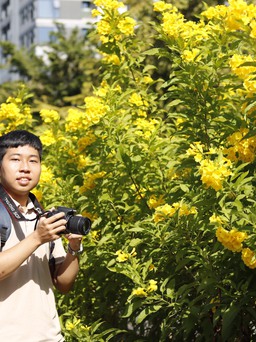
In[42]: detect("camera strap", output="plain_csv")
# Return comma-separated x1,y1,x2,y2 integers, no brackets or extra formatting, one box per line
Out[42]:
0,184,44,222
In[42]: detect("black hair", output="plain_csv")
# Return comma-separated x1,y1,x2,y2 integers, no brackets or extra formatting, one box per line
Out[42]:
0,130,42,163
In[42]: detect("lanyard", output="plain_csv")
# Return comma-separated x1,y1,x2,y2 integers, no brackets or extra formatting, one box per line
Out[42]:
0,184,44,221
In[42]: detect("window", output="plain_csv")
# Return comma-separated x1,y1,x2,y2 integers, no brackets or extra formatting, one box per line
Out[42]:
1,0,10,20
36,27,54,43
1,23,10,41
82,1,92,9
37,0,55,18
20,3,34,25
20,28,35,47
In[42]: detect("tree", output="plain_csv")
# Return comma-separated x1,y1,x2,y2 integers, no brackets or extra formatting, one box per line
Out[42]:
0,23,100,107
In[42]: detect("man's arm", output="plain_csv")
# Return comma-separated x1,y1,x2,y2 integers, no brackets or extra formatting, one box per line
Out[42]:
0,212,67,281
53,235,82,294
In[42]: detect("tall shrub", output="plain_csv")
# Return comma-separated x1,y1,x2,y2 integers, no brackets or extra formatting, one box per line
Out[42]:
1,0,256,340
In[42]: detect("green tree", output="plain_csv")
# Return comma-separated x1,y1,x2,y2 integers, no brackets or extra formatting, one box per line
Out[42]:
0,23,99,107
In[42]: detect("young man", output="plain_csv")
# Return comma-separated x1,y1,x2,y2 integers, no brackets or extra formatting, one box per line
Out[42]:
0,130,83,341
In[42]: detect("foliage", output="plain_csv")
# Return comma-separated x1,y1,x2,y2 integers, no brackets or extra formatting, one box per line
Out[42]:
1,0,256,340
0,24,99,107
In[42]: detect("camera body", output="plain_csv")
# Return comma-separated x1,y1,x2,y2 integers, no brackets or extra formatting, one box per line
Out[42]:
46,206,91,236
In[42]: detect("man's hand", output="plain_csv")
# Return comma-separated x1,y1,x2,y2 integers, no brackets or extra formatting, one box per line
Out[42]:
35,212,67,244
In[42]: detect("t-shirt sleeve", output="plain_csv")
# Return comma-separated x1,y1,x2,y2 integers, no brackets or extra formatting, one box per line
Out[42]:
52,238,66,265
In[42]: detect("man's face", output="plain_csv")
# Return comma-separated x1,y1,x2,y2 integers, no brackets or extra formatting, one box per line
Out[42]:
0,145,41,205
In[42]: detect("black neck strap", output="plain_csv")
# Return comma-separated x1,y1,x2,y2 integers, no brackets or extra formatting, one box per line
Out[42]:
0,184,44,221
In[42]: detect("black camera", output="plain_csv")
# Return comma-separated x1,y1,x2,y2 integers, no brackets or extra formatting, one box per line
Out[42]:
46,206,91,236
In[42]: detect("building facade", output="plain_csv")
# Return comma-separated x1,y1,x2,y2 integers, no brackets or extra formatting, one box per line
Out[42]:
0,0,95,82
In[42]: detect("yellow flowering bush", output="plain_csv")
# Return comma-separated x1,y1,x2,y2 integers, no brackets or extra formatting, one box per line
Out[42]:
2,0,256,340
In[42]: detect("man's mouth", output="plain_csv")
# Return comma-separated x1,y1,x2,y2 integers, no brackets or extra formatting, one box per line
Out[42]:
17,177,31,185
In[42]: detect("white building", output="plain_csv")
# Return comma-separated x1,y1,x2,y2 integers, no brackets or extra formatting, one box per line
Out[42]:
0,0,95,82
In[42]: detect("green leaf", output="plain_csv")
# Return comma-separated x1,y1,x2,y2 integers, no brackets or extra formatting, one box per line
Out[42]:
221,303,241,341
122,299,144,318
136,304,162,324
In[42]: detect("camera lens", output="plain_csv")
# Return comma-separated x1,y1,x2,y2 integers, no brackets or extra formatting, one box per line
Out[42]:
66,216,91,235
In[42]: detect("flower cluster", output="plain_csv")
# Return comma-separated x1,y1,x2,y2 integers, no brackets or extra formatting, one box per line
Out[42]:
229,54,256,95
201,0,256,33
115,248,137,262
224,128,256,163
77,133,96,152
198,157,233,191
241,248,256,269
216,227,247,253
0,96,32,132
153,202,197,223
79,171,106,193
65,96,109,132
93,0,136,44
187,143,233,191
40,129,56,147
147,195,165,209
131,279,158,298
154,1,209,47
134,118,159,140
94,80,122,98
40,109,60,124
216,227,256,269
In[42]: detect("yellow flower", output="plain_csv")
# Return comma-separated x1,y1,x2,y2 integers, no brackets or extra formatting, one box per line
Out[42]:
65,317,81,331
0,102,20,120
91,9,101,17
153,1,174,13
65,108,84,132
153,202,196,222
143,76,154,84
129,93,144,107
201,5,227,20
198,157,232,191
186,142,204,162
40,129,56,147
242,248,256,269
84,96,109,124
115,250,129,262
132,287,147,297
209,214,223,225
79,171,106,192
148,195,165,209
40,109,60,123
97,20,111,35
102,54,121,65
39,164,55,184
147,279,158,293
224,128,256,163
117,17,136,36
181,48,201,63
115,248,137,262
250,20,256,38
78,134,96,151
134,118,158,140
161,11,184,38
94,0,124,11
91,230,100,241
77,155,92,170
216,227,247,252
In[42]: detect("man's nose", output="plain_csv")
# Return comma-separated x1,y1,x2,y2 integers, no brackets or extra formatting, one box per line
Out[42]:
20,160,30,171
